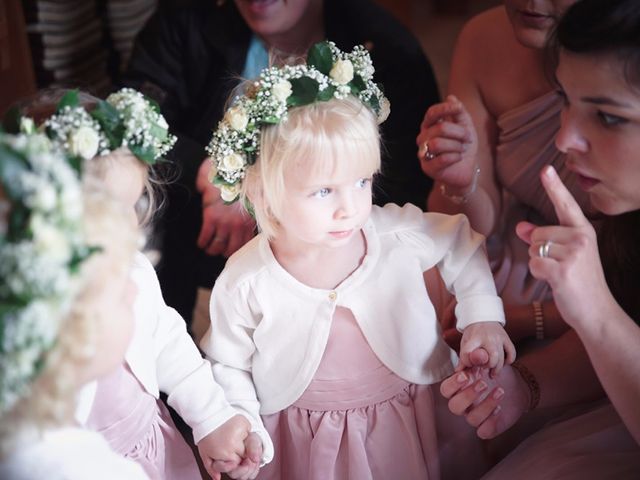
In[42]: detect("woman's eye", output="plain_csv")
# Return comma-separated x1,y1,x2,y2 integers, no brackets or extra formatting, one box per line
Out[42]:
597,111,627,127
313,188,331,198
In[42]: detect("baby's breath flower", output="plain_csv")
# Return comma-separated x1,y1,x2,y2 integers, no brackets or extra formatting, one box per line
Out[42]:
206,41,389,203
0,132,89,414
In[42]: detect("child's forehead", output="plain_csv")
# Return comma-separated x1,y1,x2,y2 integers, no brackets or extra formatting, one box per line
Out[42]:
288,154,375,185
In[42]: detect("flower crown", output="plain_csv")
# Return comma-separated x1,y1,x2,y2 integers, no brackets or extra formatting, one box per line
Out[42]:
0,132,96,414
43,88,176,164
206,41,390,203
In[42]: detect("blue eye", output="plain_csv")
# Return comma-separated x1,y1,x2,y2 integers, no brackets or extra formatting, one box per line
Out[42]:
313,187,331,198
597,111,627,127
356,178,371,188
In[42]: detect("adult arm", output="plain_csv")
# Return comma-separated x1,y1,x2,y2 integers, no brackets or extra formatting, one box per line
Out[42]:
419,13,502,235
518,166,640,443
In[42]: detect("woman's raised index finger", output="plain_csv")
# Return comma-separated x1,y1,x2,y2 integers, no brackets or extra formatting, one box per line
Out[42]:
540,165,589,227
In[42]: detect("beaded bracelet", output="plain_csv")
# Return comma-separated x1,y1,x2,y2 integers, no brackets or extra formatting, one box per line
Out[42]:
532,300,545,340
511,360,540,411
439,166,481,204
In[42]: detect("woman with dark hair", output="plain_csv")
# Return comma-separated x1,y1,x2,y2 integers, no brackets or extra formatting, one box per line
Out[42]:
442,0,640,476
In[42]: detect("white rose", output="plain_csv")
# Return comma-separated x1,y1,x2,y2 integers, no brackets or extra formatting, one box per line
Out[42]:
221,152,245,172
224,106,249,131
19,117,35,134
59,187,82,221
330,59,354,85
33,183,57,211
272,80,292,102
220,183,241,202
377,97,391,124
68,126,100,160
32,221,70,261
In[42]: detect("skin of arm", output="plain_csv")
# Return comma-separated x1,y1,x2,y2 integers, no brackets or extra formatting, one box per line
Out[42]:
503,300,569,342
424,10,503,236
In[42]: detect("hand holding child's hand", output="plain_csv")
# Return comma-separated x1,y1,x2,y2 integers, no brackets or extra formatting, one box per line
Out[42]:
197,414,251,480
459,322,516,377
213,432,263,480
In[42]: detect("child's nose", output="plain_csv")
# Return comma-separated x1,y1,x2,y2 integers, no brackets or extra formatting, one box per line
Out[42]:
335,192,357,218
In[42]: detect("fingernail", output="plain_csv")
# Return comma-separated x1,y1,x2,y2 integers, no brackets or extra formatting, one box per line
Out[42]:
492,405,502,416
457,372,468,383
493,388,505,400
474,381,487,392
544,166,555,178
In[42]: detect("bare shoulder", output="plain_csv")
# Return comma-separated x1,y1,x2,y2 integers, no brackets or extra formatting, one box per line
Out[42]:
454,7,516,65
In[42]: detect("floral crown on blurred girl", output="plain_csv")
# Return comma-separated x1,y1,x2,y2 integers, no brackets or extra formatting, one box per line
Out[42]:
206,41,390,203
0,132,95,414
34,88,176,164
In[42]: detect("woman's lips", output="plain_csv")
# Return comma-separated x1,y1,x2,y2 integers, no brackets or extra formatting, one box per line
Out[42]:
517,10,554,29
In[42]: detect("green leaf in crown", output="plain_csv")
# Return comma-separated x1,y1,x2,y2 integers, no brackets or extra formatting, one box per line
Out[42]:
307,42,334,75
287,77,320,107
56,90,80,111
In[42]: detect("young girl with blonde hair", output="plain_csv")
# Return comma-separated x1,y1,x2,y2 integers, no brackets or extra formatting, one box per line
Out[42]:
0,130,144,479
25,88,255,479
201,42,515,480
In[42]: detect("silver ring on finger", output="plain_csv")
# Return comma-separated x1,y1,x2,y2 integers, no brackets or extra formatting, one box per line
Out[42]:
538,240,552,259
424,141,436,161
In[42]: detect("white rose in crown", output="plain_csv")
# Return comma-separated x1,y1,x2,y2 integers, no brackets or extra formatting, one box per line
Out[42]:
225,106,249,131
68,126,100,160
378,97,391,124
31,183,57,211
19,117,35,134
220,182,241,202
32,220,71,261
221,152,245,172
272,80,293,102
330,59,354,85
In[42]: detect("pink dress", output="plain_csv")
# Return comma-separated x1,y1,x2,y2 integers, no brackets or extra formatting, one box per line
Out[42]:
86,363,201,480
258,307,488,480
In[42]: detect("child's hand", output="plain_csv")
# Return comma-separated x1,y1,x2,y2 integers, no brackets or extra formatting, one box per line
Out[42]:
212,432,263,480
197,414,251,479
459,322,516,377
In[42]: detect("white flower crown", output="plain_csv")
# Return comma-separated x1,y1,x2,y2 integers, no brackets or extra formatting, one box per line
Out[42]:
43,88,176,164
0,132,94,414
206,41,390,203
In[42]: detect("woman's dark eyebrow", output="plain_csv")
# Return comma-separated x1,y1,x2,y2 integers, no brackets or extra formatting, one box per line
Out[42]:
582,96,632,108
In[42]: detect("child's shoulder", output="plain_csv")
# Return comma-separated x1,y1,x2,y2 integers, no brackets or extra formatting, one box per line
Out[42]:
371,203,460,232
214,235,268,292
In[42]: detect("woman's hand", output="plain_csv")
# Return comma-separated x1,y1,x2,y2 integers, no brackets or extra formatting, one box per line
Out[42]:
441,366,529,439
515,166,616,331
416,95,478,190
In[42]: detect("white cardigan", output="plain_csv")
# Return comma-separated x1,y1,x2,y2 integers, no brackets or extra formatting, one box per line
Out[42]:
201,204,505,448
80,253,238,445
